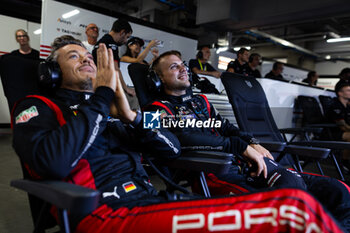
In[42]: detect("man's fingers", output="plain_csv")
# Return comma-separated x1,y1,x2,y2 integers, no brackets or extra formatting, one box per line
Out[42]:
108,48,114,68
97,45,102,69
97,43,108,68
263,160,268,178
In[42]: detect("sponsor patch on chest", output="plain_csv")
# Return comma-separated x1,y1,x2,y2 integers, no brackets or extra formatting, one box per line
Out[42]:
16,106,39,124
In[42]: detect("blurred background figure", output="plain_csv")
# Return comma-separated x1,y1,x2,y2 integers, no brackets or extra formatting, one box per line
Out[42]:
82,23,99,53
246,53,262,78
226,48,249,74
336,68,350,86
189,45,221,78
302,71,318,86
265,62,285,81
121,37,159,65
11,29,39,60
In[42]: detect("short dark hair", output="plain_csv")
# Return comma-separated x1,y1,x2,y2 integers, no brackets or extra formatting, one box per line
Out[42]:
335,82,350,96
152,50,182,76
47,35,85,62
237,48,249,56
273,61,283,70
111,19,133,34
339,68,350,77
249,53,260,62
307,71,316,79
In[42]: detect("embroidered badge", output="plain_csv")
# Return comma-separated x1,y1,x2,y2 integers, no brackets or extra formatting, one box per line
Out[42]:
122,181,137,193
16,106,39,124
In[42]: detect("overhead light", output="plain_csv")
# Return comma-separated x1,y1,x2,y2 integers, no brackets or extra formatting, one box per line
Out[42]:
62,9,80,19
325,55,331,60
327,37,350,43
216,47,228,54
233,47,240,51
245,46,251,50
33,29,41,35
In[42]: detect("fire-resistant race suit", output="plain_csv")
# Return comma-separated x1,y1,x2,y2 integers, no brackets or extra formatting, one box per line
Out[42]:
11,87,345,233
146,92,350,231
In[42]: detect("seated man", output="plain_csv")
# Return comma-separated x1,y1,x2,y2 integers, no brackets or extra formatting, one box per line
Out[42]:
246,53,262,78
265,62,286,81
145,51,350,231
329,82,350,170
226,48,249,74
11,36,344,233
189,45,221,78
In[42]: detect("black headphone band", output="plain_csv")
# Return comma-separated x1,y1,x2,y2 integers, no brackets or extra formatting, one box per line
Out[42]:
38,61,62,89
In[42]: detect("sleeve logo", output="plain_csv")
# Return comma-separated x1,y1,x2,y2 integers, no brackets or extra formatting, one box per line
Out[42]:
15,106,39,124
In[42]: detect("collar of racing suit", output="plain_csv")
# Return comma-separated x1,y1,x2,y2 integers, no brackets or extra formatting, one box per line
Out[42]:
54,88,93,106
162,92,193,105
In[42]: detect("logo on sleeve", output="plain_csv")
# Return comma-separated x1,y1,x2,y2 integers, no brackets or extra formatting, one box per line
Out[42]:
143,110,161,129
122,181,137,193
15,106,39,124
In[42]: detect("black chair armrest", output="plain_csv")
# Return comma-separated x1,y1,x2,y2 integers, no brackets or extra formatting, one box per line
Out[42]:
283,145,330,159
304,123,338,128
166,156,232,175
181,150,233,159
259,141,286,152
290,140,350,150
279,127,323,134
10,179,100,216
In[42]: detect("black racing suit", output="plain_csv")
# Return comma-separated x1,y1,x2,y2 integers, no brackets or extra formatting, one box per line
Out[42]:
146,92,350,230
12,87,181,224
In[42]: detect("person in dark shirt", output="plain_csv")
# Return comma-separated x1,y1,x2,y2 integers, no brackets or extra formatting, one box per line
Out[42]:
189,45,221,78
334,68,350,89
265,62,285,81
329,82,350,170
92,19,137,104
245,53,262,78
10,35,345,233
302,71,318,86
145,51,350,231
11,29,39,60
226,48,249,74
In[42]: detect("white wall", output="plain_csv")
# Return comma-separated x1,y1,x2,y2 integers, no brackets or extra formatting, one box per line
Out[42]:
0,15,40,54
315,60,350,76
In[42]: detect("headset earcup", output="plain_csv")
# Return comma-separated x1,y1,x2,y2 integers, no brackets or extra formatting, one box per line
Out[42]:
38,61,62,89
146,70,162,92
197,51,203,59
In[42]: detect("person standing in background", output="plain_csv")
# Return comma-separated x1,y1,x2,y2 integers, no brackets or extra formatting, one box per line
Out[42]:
82,23,99,53
121,37,159,65
92,19,138,109
11,29,39,60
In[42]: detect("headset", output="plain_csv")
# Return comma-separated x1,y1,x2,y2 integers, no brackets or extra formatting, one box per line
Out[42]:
196,50,203,59
147,62,192,93
38,60,62,89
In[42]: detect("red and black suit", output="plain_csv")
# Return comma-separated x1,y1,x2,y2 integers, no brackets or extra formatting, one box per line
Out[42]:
11,87,345,233
146,92,350,231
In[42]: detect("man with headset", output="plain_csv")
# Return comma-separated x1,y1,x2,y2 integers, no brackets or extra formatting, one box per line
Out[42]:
189,45,221,78
245,53,262,78
10,35,344,232
145,50,350,231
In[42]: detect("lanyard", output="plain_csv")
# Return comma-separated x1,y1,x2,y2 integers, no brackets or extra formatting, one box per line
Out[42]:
198,59,207,71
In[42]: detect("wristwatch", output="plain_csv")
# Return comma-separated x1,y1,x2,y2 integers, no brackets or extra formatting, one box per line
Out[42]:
249,137,260,145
